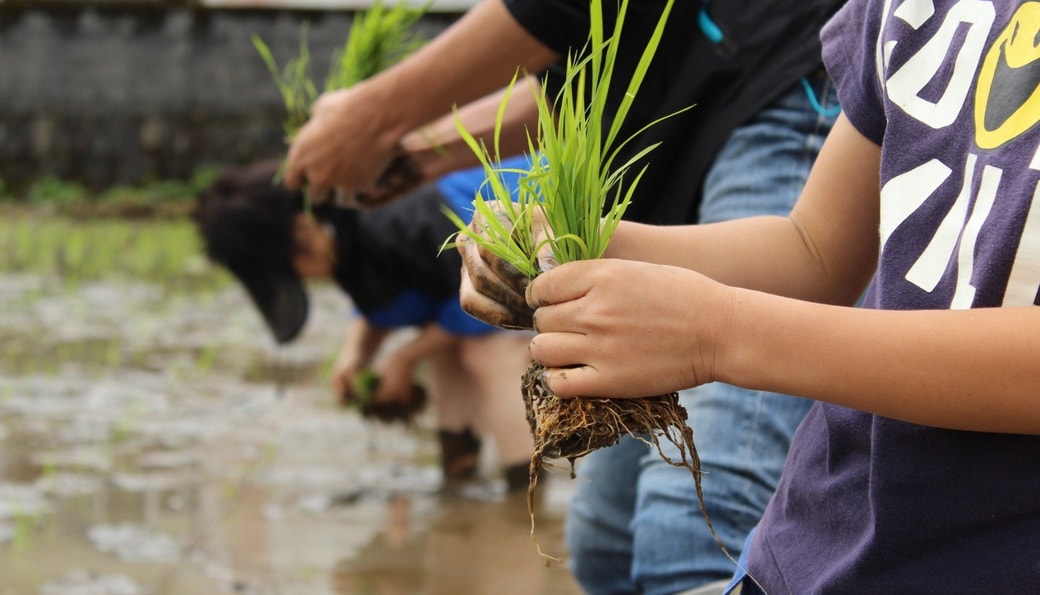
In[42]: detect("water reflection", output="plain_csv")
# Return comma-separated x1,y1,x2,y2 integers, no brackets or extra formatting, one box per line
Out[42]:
0,267,581,594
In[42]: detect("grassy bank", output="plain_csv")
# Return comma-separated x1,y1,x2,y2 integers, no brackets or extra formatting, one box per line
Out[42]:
0,211,230,292
0,167,218,219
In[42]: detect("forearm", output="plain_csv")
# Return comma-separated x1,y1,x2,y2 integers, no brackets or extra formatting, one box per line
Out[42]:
390,323,461,367
345,316,391,364
362,0,558,150
605,116,880,306
722,291,1040,434
604,217,870,306
399,76,543,182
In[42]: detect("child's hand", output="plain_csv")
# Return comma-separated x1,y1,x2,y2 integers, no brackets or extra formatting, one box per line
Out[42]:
372,352,418,406
331,351,364,406
525,259,731,399
457,205,555,330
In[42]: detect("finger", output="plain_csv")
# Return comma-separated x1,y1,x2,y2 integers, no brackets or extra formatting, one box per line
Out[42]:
458,238,533,321
481,242,531,296
283,152,303,190
528,329,590,370
526,260,597,308
459,268,533,329
473,209,531,293
540,364,600,399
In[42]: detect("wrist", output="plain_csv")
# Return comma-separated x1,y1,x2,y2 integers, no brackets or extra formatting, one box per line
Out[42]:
709,284,752,388
355,75,421,153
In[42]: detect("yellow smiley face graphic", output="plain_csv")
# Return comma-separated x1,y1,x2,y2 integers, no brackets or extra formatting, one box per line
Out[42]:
975,2,1040,150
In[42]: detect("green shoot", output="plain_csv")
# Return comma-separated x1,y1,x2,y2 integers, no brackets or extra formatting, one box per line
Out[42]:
253,1,429,144
325,0,429,91
253,25,318,142
441,74,543,278
447,0,684,275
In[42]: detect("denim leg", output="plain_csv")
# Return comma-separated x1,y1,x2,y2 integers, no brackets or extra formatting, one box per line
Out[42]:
632,387,814,593
564,76,839,595
631,76,839,595
565,435,648,594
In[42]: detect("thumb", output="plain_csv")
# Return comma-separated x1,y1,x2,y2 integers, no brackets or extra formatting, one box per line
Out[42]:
525,260,597,309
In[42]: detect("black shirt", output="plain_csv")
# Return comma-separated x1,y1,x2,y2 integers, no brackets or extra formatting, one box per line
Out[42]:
505,0,846,224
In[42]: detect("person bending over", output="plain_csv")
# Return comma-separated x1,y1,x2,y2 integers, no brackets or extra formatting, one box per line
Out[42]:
193,158,535,491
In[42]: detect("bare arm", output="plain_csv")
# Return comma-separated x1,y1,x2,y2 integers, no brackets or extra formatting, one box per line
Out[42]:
373,323,460,403
604,115,880,307
284,0,559,196
399,76,543,184
330,316,391,399
519,116,1040,434
722,293,1040,434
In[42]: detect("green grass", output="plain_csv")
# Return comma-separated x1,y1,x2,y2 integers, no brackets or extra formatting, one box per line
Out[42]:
325,0,428,91
0,167,220,212
445,0,685,277
253,0,429,143
0,215,230,290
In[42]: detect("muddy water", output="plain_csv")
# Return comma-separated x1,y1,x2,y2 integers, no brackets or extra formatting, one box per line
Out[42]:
0,266,583,594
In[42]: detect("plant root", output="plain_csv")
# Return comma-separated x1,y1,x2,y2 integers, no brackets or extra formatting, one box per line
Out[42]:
521,360,728,564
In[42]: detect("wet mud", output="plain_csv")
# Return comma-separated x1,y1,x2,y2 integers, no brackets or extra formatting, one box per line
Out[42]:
0,258,581,594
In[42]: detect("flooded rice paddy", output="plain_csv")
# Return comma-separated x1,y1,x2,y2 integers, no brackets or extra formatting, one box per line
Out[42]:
0,213,582,595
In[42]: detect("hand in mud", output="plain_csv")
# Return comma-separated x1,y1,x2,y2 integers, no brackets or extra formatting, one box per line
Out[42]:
525,259,732,399
351,153,424,207
372,351,417,407
457,205,555,330
284,85,400,199
330,351,364,407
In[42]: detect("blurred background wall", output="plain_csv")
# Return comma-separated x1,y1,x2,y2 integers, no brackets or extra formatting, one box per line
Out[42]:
0,0,468,194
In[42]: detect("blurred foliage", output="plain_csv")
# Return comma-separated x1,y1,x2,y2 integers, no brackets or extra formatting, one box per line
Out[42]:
0,166,221,218
27,177,90,205
253,0,429,142
0,214,230,290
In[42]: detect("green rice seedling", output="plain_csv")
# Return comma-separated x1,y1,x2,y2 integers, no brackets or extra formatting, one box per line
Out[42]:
253,24,318,142
446,0,690,274
254,1,429,144
440,74,543,277
445,0,730,566
27,177,89,206
325,0,428,92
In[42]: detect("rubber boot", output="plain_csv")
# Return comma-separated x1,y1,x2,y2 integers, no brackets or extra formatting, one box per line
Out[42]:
503,462,532,492
438,427,481,483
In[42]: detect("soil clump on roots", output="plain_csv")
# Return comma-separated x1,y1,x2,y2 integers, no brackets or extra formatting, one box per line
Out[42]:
521,361,724,562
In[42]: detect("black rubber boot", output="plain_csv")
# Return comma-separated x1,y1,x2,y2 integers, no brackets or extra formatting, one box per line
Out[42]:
503,463,532,492
438,427,481,482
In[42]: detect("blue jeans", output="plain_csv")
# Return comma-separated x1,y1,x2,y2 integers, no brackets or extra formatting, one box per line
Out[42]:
564,75,839,595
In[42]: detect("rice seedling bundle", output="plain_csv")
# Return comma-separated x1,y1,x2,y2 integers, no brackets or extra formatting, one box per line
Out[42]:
252,1,429,202
447,0,729,563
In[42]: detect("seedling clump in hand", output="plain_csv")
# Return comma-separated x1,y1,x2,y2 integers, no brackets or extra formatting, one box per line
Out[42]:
447,0,727,564
252,0,429,204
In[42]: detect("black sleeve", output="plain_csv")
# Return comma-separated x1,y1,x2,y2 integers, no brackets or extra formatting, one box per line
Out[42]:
502,0,593,55
503,0,671,56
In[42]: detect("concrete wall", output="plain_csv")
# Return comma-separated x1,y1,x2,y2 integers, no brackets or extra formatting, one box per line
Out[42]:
0,2,459,194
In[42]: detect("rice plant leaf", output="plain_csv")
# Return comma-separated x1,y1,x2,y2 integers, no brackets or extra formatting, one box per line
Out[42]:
448,0,684,275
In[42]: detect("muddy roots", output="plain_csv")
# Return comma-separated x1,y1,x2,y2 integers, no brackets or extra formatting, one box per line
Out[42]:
521,360,726,563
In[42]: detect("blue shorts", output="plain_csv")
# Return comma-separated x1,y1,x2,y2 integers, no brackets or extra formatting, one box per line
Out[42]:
361,289,497,337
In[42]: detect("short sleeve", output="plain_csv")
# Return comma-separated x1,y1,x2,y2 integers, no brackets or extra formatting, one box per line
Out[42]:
821,0,888,145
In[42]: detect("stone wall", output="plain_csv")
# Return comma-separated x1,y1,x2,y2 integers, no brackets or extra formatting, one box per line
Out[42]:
0,2,458,194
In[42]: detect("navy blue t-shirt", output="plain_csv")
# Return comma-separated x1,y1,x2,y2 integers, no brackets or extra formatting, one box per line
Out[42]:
744,0,1040,591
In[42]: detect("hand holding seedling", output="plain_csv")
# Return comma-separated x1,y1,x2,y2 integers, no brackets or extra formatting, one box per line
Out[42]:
284,85,404,200
457,203,556,330
524,258,728,400
370,349,421,406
